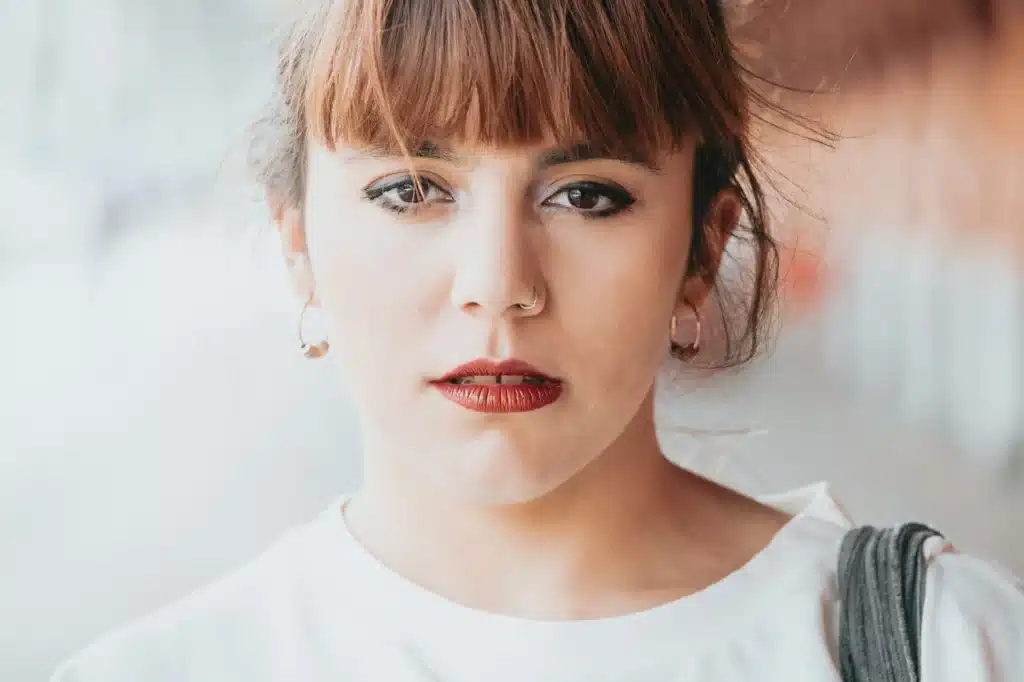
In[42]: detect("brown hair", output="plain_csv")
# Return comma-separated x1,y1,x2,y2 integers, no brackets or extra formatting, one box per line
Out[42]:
249,0,795,368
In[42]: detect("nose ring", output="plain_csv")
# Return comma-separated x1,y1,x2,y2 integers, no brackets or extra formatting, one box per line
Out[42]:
517,287,540,311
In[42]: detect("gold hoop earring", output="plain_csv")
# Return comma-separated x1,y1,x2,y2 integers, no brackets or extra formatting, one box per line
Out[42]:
298,297,329,359
670,301,702,361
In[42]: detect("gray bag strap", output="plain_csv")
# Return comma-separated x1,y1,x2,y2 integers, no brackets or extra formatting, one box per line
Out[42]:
837,523,942,682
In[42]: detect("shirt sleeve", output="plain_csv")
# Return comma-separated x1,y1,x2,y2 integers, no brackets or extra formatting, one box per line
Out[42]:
920,539,1024,682
47,630,183,682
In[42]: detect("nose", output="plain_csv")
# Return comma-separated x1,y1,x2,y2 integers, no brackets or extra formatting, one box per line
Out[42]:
449,189,544,319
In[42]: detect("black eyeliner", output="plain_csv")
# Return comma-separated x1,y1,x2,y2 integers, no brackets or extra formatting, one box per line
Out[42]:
362,177,413,201
363,174,454,216
576,181,636,208
547,180,637,219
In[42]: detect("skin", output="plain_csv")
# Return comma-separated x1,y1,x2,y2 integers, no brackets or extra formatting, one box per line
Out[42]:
271,137,791,620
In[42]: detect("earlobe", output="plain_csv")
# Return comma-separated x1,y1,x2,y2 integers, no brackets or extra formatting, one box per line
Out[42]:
702,188,743,278
268,194,317,303
709,188,742,244
271,197,307,257
681,188,742,310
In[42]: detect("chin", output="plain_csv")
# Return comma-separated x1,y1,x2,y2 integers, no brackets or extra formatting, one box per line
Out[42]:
432,436,587,506
443,479,566,507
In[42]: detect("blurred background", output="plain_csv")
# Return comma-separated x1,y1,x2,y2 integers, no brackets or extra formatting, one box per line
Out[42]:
3,1,1023,679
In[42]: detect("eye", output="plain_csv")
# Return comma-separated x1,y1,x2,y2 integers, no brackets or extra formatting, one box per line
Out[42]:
543,181,635,218
363,175,454,214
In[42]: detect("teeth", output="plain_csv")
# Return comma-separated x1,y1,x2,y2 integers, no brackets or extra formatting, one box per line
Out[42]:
450,375,548,385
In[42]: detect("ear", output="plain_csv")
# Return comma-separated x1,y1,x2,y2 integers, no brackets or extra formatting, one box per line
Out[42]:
268,190,317,305
680,187,743,309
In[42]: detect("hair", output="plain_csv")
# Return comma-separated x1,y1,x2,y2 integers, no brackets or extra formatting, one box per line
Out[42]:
248,0,805,369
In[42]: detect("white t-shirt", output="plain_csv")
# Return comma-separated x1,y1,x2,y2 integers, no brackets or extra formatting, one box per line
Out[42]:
51,484,1024,681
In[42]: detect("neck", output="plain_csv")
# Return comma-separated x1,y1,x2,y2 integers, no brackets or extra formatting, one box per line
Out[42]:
345,391,723,620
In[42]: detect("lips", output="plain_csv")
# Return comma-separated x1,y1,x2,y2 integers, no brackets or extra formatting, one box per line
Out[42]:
431,358,563,413
437,358,557,383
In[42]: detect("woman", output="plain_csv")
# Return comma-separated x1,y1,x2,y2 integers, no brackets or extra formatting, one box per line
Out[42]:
53,0,1023,680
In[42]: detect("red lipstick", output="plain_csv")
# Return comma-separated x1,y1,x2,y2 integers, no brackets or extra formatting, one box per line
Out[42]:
431,358,563,413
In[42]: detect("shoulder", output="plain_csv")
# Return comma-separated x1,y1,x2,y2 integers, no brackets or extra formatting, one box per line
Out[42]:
49,519,323,682
921,540,1024,681
760,483,1023,681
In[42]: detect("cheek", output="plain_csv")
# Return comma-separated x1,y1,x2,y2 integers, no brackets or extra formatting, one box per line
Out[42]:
554,209,692,387
302,179,441,376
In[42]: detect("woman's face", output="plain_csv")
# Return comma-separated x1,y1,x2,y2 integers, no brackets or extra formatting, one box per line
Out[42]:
280,138,726,504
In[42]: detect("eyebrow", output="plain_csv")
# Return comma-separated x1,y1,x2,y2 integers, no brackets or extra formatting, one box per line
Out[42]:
537,144,662,174
411,140,461,162
358,141,661,173
357,141,462,163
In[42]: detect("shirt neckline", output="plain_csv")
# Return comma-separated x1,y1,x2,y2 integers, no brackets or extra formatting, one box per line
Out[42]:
311,482,843,654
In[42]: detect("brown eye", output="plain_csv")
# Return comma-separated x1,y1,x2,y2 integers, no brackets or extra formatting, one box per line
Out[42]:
396,181,424,204
364,175,454,214
567,187,601,210
543,181,635,219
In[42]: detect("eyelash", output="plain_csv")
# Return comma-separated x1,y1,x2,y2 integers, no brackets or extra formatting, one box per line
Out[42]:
363,176,636,220
362,176,454,215
543,181,636,219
